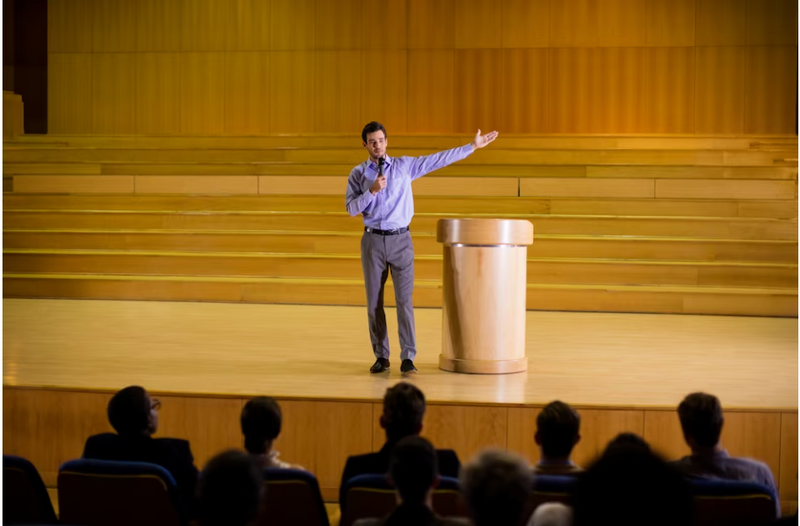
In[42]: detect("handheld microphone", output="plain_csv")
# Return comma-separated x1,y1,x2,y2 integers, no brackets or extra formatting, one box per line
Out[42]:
378,157,385,176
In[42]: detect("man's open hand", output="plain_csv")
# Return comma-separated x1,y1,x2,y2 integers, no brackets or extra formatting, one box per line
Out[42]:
472,129,499,150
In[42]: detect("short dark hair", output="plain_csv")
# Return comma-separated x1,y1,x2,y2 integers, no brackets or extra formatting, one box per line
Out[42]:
677,392,724,448
460,450,532,526
603,433,651,457
108,385,150,436
383,382,426,441
536,401,581,458
241,397,283,454
389,436,438,503
362,121,387,143
197,450,263,526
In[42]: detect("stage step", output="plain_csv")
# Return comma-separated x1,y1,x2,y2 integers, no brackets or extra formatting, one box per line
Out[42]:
4,272,796,317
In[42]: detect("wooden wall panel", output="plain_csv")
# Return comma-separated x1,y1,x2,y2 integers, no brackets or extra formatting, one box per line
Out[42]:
225,52,270,135
501,49,548,133
413,177,519,196
645,47,695,133
780,413,798,505
423,405,508,465
361,50,408,133
643,410,690,460
597,0,647,47
156,395,243,470
408,50,454,132
695,46,745,133
135,176,259,194
316,0,362,50
744,46,797,134
454,0,502,49
501,0,549,48
522,178,654,198
48,0,93,52
696,0,746,46
92,53,137,134
656,180,795,200
313,401,374,489
181,52,226,135
136,0,183,52
646,0,695,46
549,0,596,47
548,48,600,132
92,0,137,52
272,400,318,472
315,51,362,133
364,0,407,49
258,176,347,195
408,0,454,49
596,47,646,133
270,51,315,133
136,53,182,134
746,0,798,45
48,53,93,134
571,410,645,468
227,0,271,51
182,0,230,51
506,407,539,464
14,176,135,194
454,50,503,133
270,0,316,50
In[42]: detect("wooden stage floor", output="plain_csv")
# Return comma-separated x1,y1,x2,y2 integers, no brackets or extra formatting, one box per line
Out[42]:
3,298,797,411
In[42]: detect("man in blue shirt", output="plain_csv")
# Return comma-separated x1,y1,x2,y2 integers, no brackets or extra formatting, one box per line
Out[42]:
346,122,498,374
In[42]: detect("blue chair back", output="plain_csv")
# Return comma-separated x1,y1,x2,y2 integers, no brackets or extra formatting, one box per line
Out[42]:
340,474,464,526
58,458,186,526
520,474,580,524
257,468,329,526
688,478,778,526
3,455,58,524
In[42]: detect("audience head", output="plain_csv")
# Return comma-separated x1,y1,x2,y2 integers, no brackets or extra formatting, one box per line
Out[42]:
461,449,532,526
678,392,724,450
107,385,159,436
603,432,651,456
529,502,573,526
535,401,581,459
381,382,426,442
573,438,692,526
197,450,263,526
388,435,439,505
241,396,283,455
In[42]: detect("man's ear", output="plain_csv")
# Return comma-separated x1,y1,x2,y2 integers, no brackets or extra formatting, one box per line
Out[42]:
573,434,581,446
534,432,542,446
380,414,386,430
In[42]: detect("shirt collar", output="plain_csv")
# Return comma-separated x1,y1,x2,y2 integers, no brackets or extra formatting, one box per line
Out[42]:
367,155,393,171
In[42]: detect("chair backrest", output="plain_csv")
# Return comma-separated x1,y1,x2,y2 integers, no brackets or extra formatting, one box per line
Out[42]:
688,478,778,526
256,468,330,526
339,474,465,526
58,458,186,526
3,455,58,524
520,474,580,525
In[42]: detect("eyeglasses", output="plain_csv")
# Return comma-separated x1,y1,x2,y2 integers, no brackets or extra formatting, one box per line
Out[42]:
150,398,161,411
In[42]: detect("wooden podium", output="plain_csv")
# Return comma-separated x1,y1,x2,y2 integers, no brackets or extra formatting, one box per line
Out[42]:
436,219,534,374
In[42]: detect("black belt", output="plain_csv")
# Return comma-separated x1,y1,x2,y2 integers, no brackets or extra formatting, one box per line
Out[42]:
365,226,409,236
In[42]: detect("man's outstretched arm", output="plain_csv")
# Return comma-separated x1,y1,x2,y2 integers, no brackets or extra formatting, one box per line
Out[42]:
406,129,499,180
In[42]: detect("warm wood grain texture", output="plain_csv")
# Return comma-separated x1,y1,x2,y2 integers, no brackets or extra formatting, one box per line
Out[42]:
423,405,508,463
312,401,374,489
270,51,315,133
136,0,183,52
548,48,600,132
48,54,93,134
92,0,137,52
136,53,181,134
408,50,454,132
181,52,226,134
182,0,230,51
695,46,745,133
259,176,347,195
361,50,408,133
596,0,647,47
92,53,137,134
645,47,695,133
408,0,454,49
272,400,318,471
48,0,93,52
501,49,548,133
597,47,647,133
225,52,270,135
646,0,695,46
270,0,316,50
454,0,502,49
227,0,271,51
746,0,798,45
454,50,503,133
550,0,595,47
655,180,796,200
696,0,746,45
744,46,798,134
135,176,259,194
501,0,549,48
413,177,519,197
315,51,362,133
13,176,135,194
363,0,407,49
780,413,798,505
316,0,362,50
521,178,654,198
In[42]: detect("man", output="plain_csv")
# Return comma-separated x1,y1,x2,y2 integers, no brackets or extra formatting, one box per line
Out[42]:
240,396,304,470
533,401,583,475
460,449,532,526
669,392,780,515
353,436,468,526
196,450,263,526
339,382,460,510
346,122,499,374
82,385,199,512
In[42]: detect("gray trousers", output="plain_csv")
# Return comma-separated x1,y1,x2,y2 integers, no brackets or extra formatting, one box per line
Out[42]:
361,231,417,362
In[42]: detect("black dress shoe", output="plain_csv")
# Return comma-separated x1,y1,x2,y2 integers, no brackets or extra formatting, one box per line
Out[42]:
370,358,390,373
400,359,418,374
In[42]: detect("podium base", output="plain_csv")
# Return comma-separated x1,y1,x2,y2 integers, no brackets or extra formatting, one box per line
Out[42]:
438,355,527,375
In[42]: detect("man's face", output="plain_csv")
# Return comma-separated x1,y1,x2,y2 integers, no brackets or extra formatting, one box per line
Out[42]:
145,392,159,435
363,130,387,161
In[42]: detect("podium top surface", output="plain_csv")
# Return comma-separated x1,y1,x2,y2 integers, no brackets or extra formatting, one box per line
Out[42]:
436,218,534,246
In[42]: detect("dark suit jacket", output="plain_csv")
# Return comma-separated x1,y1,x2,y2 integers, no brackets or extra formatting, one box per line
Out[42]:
82,433,199,514
353,502,470,526
339,440,461,509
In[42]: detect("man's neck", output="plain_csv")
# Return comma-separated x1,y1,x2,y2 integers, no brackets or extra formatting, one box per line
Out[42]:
539,454,573,465
692,444,724,457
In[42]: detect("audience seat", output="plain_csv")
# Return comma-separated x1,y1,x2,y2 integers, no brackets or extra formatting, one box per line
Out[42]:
520,474,579,524
688,478,779,526
58,458,186,526
257,468,330,526
3,455,58,524
339,474,464,526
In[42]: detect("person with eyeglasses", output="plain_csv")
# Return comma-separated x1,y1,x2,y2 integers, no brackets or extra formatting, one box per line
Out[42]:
82,385,200,515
